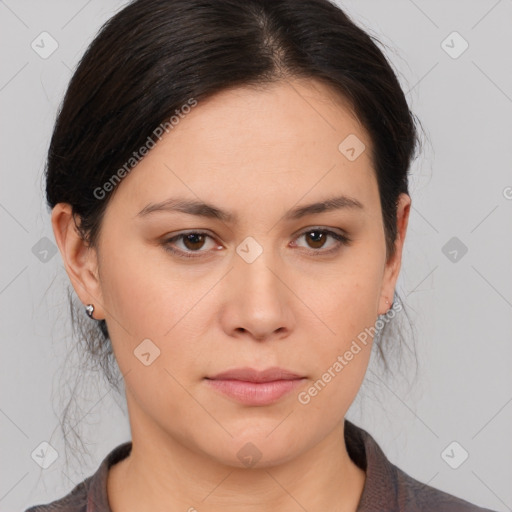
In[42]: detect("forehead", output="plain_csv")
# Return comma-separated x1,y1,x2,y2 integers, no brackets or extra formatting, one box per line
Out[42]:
169,78,368,153
108,78,377,218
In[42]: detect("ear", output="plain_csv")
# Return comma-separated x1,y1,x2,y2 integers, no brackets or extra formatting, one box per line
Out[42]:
377,193,411,316
51,203,105,320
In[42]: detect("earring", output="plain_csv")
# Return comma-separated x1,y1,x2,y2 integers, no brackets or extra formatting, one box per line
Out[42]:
85,304,95,318
385,298,390,305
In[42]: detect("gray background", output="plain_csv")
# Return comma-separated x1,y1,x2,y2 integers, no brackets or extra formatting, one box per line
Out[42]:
1,1,511,511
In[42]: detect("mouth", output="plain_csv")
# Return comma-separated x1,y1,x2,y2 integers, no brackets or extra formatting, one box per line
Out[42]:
204,367,306,406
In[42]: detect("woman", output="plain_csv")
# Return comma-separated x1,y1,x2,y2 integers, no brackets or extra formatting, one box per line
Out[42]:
25,0,498,510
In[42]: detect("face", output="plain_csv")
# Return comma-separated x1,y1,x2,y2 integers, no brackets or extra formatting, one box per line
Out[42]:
54,78,410,468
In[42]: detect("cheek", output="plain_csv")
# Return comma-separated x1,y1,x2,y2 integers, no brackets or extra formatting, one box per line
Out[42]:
101,262,167,336
98,240,218,380
99,236,183,335
313,257,382,345
297,252,382,405
298,278,377,417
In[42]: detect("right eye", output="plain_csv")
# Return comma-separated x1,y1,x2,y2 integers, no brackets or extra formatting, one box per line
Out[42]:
162,231,223,258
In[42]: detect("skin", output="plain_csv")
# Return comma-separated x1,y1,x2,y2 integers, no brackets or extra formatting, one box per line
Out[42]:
52,77,410,512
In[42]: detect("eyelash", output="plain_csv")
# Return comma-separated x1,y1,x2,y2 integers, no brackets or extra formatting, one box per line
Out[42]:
162,228,352,259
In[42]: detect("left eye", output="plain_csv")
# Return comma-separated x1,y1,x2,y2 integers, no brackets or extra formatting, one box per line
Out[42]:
292,228,350,252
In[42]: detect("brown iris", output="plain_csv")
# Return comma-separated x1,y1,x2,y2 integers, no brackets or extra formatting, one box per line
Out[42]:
305,230,327,249
182,233,207,251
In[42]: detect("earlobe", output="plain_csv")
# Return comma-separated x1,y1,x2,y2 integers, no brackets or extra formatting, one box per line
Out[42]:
51,203,105,319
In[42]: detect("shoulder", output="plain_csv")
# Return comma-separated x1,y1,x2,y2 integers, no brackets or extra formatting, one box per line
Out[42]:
24,441,132,512
393,464,498,512
344,420,498,512
23,476,91,512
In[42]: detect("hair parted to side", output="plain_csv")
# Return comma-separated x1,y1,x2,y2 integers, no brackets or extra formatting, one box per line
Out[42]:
45,0,423,468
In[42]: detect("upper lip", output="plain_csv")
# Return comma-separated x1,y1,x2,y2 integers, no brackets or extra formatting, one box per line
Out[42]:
206,367,304,383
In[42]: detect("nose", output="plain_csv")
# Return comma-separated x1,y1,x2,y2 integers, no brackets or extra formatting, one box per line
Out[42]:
218,247,295,342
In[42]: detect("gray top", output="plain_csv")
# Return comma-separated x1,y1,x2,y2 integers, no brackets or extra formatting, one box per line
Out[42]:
25,419,497,512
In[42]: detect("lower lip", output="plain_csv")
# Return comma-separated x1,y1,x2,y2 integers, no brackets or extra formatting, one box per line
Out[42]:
205,378,305,406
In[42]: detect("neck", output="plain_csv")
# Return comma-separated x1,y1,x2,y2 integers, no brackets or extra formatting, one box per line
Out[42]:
108,409,365,512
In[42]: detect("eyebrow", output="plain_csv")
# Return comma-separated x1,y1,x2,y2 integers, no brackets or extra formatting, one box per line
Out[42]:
136,194,364,223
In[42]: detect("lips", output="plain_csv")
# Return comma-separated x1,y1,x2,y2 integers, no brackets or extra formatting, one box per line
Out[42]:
205,367,306,406
206,366,304,383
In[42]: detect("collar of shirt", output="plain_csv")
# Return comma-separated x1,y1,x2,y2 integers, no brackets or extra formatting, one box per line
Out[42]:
83,419,398,512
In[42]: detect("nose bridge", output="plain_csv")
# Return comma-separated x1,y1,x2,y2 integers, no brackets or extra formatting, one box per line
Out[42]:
234,237,281,298
222,236,293,339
